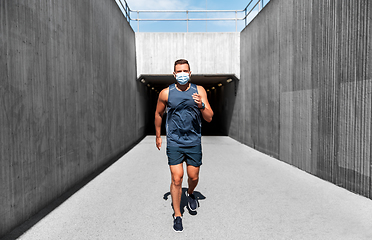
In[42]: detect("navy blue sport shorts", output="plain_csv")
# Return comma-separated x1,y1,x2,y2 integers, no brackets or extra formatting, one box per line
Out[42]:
166,144,202,167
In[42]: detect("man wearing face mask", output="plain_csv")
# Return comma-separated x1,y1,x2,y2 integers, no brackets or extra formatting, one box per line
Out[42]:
155,59,214,232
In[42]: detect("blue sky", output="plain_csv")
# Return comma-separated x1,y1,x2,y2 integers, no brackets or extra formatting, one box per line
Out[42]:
119,0,270,32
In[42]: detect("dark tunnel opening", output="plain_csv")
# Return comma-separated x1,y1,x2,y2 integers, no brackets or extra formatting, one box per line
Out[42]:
141,74,239,137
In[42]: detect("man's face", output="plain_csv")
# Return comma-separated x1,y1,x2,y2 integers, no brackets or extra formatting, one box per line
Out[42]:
173,63,191,78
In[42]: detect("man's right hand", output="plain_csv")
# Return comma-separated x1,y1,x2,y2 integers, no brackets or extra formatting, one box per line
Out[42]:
156,136,162,150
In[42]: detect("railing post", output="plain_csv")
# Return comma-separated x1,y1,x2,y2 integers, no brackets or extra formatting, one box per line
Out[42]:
235,11,237,32
137,11,139,32
125,2,128,21
245,7,248,26
187,10,189,32
125,2,130,23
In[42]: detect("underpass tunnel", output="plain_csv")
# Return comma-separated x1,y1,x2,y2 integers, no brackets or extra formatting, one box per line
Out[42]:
4,0,372,237
140,74,239,136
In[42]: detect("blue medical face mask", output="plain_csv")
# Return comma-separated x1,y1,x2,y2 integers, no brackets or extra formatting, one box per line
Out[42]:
176,72,190,85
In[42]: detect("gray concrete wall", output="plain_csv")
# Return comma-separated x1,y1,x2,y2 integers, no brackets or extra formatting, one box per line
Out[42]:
0,0,148,236
235,0,372,198
136,32,240,77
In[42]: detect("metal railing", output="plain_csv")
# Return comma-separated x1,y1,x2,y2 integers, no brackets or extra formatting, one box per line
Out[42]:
115,0,131,22
115,0,268,32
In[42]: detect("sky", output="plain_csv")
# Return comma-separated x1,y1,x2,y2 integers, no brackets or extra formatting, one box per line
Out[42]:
117,0,270,32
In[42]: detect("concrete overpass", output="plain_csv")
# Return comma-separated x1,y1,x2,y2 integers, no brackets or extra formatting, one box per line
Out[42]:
136,32,240,90
1,0,371,238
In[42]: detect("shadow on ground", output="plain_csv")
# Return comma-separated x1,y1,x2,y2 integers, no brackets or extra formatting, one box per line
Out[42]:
163,188,206,216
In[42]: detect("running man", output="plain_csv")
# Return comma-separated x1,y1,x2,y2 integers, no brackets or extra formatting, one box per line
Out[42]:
155,59,214,232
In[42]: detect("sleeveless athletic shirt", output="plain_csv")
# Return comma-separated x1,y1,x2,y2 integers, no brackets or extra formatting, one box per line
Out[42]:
166,83,202,147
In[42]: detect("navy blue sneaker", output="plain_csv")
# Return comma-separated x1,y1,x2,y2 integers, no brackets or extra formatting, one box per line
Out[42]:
186,192,198,211
173,216,183,232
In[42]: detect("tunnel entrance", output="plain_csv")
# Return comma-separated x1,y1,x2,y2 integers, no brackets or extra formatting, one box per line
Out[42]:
140,74,239,136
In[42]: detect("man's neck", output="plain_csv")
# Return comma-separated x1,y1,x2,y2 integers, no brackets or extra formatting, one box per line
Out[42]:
176,82,190,91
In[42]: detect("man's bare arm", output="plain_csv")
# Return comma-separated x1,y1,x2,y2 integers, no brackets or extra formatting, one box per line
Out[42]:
194,86,214,122
154,88,168,150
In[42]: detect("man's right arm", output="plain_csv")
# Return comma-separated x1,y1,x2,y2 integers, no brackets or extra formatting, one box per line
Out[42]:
154,88,168,150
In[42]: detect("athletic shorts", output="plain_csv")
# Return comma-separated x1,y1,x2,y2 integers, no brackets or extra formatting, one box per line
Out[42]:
166,144,202,167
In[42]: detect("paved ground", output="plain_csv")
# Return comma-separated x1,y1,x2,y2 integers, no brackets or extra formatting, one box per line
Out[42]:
14,136,372,239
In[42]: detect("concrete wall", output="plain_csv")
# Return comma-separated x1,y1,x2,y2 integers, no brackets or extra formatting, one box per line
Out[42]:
136,32,240,77
234,0,372,198
0,0,148,236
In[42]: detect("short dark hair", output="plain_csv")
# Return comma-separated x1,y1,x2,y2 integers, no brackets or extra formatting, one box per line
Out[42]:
174,59,190,72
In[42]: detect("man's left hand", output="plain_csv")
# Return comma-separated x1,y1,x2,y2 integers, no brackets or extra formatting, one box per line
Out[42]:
192,93,203,109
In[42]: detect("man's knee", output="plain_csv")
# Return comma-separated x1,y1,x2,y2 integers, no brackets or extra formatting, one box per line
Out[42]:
172,175,183,187
187,169,199,182
170,163,184,187
188,175,199,182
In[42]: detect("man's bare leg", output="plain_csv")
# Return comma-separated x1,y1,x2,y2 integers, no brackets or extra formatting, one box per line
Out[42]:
170,163,184,217
186,164,200,195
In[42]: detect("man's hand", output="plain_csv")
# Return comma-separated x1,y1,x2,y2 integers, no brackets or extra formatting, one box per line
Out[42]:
192,93,203,109
195,86,214,122
156,136,162,150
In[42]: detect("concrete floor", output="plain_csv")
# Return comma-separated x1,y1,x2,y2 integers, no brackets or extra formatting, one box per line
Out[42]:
15,136,372,240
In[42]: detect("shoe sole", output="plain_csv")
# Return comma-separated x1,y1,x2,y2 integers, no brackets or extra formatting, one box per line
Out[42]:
187,201,198,212
173,228,183,233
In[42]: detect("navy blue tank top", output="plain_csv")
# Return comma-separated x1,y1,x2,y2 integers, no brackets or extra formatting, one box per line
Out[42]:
166,83,202,147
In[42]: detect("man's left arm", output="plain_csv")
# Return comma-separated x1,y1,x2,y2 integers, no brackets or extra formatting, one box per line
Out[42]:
193,86,214,122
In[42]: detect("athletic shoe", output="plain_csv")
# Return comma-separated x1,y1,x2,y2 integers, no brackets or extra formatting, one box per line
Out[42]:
173,216,183,232
186,191,198,211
